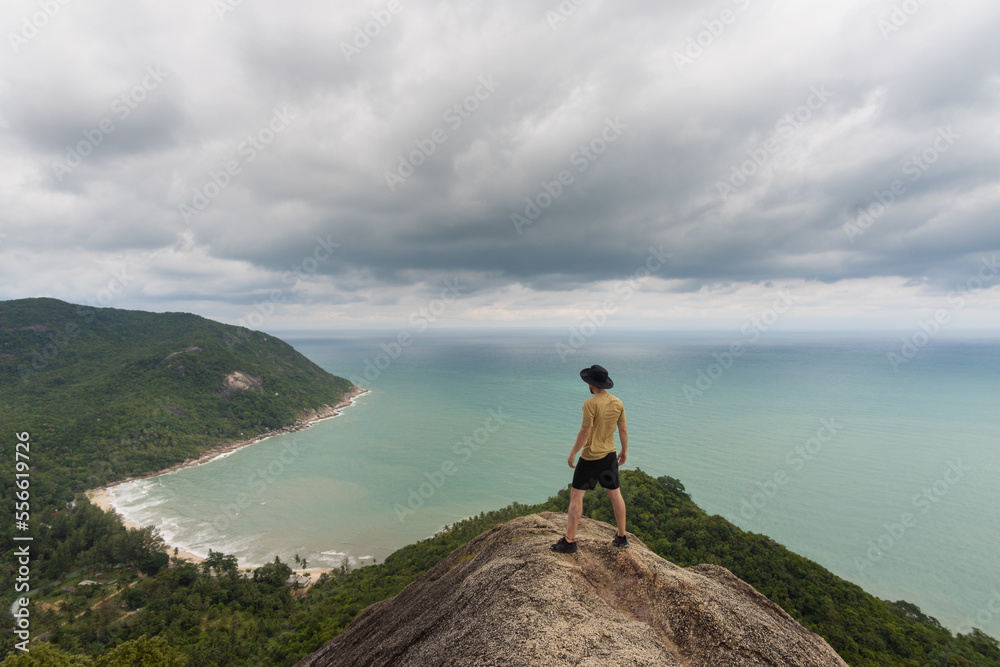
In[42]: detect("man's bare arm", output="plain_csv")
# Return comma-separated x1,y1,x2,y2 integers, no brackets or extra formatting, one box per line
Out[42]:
569,427,591,468
617,420,628,465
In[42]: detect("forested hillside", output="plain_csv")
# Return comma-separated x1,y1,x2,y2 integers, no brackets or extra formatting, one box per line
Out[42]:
1,300,996,665
0,297,354,498
0,298,355,653
2,472,997,666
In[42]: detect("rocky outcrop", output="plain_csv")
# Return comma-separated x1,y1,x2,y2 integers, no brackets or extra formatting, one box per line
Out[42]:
159,345,204,364
297,512,849,667
221,370,264,397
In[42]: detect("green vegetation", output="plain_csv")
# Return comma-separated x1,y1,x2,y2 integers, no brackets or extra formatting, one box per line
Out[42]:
0,298,354,500
0,635,187,666
1,299,996,665
573,473,1000,666
3,473,997,666
0,297,354,661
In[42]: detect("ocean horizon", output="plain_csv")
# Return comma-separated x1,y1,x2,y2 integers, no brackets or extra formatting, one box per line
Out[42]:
106,329,1000,639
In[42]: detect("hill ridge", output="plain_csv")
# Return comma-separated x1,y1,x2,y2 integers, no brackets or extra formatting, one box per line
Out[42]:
297,512,849,667
0,297,357,495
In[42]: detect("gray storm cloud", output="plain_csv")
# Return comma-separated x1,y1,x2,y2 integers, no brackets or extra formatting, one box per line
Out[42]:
1,0,998,326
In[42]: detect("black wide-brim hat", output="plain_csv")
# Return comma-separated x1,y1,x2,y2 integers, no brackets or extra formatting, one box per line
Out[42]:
580,364,613,389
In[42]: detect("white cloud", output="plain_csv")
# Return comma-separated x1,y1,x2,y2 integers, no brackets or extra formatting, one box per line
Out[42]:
1,0,999,331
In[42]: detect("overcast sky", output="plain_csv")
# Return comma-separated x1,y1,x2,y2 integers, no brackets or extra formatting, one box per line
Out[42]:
2,0,999,332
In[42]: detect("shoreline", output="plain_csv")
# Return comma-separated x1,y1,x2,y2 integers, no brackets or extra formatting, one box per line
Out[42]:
83,385,369,576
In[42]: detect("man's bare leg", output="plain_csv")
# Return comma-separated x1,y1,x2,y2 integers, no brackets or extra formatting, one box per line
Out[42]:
606,487,627,537
565,488,586,542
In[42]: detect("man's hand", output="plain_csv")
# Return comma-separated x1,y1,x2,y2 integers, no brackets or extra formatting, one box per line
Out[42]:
568,426,590,469
617,420,628,466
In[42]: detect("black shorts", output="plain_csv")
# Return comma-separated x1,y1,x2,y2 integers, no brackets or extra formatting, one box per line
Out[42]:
572,452,620,490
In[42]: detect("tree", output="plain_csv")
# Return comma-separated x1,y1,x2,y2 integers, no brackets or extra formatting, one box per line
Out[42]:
202,550,239,577
125,586,147,610
139,551,170,576
94,635,187,666
172,562,199,586
0,643,93,666
252,556,292,587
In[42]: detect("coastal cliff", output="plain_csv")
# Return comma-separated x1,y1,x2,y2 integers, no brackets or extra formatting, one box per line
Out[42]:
0,297,357,492
297,512,849,667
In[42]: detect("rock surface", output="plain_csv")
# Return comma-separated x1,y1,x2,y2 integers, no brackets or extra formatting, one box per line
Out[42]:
222,370,264,396
297,512,849,667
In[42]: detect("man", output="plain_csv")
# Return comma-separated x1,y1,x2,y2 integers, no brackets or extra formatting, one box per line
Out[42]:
551,364,628,554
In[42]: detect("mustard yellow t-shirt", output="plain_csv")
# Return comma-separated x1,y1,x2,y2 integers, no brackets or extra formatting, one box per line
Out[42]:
580,392,625,460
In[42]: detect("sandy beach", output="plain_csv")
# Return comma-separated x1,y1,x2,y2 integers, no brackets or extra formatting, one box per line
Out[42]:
83,386,368,578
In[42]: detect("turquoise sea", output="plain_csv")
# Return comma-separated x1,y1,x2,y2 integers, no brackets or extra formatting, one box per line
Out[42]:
108,331,1000,638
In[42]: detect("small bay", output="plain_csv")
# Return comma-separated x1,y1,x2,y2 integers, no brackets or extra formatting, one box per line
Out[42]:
109,330,1000,638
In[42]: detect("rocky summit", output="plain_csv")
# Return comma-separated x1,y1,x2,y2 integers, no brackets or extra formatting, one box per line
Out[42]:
297,512,849,667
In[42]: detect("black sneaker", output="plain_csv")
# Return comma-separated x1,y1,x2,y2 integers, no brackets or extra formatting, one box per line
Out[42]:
612,534,629,548
551,537,578,553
